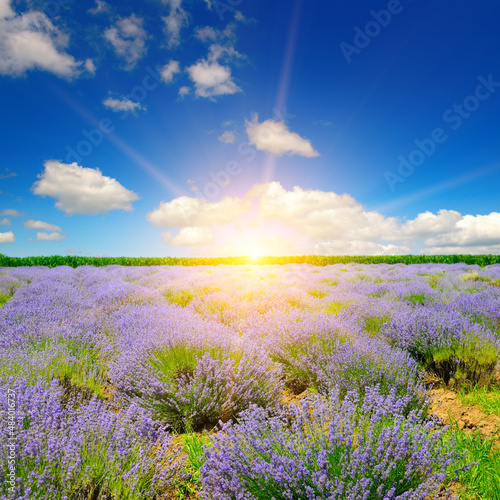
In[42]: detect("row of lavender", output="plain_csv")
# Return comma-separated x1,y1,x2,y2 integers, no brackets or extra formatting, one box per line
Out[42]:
0,263,499,499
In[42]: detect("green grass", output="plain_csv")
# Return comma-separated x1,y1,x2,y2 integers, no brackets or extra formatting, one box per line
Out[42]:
458,384,500,416
0,294,10,306
174,428,209,499
447,425,500,500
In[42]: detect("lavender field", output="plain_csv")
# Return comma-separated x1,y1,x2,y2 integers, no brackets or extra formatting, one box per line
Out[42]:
1,263,500,499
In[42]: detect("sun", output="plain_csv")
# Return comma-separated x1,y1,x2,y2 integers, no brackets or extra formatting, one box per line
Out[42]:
247,247,264,261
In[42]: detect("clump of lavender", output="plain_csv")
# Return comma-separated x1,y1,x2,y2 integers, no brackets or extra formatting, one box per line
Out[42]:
113,343,283,431
309,336,427,412
0,377,173,499
201,386,461,500
259,310,424,411
383,305,500,388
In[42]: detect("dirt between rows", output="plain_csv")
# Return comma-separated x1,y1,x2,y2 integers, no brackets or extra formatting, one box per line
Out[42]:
429,389,500,442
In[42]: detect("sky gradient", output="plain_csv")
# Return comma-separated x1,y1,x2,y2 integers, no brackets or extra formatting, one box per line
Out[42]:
1,0,500,257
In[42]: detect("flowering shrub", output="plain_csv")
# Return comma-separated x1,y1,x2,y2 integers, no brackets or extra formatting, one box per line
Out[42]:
383,305,500,388
113,344,283,431
108,304,282,430
0,377,173,500
201,386,460,500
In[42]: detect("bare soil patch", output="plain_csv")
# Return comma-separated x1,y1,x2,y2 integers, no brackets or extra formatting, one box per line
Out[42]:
429,388,500,441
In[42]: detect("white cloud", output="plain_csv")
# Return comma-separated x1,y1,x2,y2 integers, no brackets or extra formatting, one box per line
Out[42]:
85,58,96,75
24,220,62,232
186,60,240,98
398,210,464,239
160,60,180,83
178,86,190,97
246,114,320,157
186,21,244,99
103,96,144,113
37,231,66,242
104,15,147,70
218,131,236,144
147,195,251,227
32,160,139,215
0,209,22,217
314,240,411,256
0,2,82,78
162,0,188,49
234,11,247,23
0,0,14,19
423,212,500,248
0,218,10,226
88,0,110,15
0,231,14,243
147,181,500,256
163,227,214,246
194,26,218,43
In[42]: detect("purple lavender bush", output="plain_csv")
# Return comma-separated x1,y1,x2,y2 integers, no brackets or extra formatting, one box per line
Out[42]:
383,305,500,388
0,377,173,499
200,386,460,500
108,304,283,431
258,309,425,411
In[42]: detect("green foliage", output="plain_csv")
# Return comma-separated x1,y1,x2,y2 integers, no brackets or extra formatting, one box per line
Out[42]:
2,253,500,268
363,314,391,336
326,301,351,314
428,335,499,390
0,338,109,399
173,430,210,499
0,294,10,306
148,344,225,383
447,425,500,500
458,384,500,416
461,273,490,283
164,290,194,307
405,293,429,305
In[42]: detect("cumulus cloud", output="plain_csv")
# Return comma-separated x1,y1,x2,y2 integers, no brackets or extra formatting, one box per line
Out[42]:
423,212,500,248
0,1,82,78
32,161,139,215
186,60,240,98
24,220,62,232
37,231,66,241
218,131,236,144
103,96,144,113
104,15,147,70
85,58,96,75
147,195,251,227
163,227,214,246
0,231,14,243
160,60,180,83
147,181,500,256
246,115,320,157
161,0,188,49
0,209,22,217
186,21,244,98
0,218,10,226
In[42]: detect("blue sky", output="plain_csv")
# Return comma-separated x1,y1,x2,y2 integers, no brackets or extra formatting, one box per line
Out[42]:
1,0,500,257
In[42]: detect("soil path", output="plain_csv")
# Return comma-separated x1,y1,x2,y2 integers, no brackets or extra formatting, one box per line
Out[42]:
429,388,500,441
